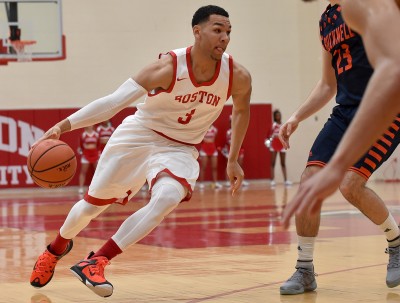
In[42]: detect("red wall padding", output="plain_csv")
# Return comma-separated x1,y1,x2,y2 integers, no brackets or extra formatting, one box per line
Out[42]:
0,104,272,188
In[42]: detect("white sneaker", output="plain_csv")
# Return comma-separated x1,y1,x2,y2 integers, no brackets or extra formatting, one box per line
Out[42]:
242,180,249,187
198,183,205,190
270,180,276,187
280,266,317,295
285,180,293,187
224,181,231,188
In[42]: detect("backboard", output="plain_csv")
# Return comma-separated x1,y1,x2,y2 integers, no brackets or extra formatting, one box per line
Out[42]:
0,0,65,64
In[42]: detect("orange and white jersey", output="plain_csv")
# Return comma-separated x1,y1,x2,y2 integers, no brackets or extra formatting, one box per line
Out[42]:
96,124,115,150
134,46,233,145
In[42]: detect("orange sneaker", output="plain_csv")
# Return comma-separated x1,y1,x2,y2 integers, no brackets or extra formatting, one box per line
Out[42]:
30,240,73,288
70,252,113,297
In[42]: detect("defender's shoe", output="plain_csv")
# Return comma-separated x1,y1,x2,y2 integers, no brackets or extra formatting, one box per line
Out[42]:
70,252,113,297
386,246,400,288
30,240,74,288
280,266,317,295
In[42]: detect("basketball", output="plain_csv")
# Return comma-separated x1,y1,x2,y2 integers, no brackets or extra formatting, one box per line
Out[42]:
27,139,77,189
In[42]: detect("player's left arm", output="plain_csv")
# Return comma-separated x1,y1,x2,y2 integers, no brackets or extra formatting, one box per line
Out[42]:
227,61,252,194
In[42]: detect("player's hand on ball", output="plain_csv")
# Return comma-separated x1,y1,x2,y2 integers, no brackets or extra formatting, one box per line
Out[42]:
32,126,62,149
42,125,62,141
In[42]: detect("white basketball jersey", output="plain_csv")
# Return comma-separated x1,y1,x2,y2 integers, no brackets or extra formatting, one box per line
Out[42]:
134,46,233,144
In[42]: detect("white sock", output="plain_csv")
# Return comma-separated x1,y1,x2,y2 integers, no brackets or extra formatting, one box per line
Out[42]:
379,213,400,247
296,236,316,269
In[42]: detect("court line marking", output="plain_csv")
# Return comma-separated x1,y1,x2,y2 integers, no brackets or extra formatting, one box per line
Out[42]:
185,263,385,302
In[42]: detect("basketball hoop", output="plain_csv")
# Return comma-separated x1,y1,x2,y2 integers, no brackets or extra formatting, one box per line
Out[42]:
9,40,36,62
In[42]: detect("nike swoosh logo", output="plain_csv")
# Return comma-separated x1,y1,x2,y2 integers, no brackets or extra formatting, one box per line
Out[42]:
177,77,187,81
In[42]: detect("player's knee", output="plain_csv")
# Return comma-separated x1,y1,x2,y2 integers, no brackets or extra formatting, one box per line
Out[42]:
151,178,186,217
78,199,108,218
301,166,320,182
339,173,365,204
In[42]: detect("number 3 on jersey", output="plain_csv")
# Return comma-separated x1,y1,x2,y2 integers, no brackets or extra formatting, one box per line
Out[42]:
178,109,196,125
333,43,353,75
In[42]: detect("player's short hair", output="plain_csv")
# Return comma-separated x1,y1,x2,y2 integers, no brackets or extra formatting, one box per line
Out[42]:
192,5,229,27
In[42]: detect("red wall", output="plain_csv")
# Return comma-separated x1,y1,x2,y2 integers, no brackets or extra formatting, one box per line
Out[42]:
0,104,272,188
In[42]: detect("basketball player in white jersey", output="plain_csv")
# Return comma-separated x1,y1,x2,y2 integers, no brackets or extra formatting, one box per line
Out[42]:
29,5,252,298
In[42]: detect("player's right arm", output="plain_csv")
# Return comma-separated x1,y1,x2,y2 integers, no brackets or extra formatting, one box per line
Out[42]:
279,47,336,149
35,55,174,143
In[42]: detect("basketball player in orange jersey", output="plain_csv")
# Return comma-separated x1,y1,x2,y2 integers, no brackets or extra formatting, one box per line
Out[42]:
29,5,251,298
198,124,222,189
96,119,115,153
78,125,99,194
279,0,400,294
268,109,291,188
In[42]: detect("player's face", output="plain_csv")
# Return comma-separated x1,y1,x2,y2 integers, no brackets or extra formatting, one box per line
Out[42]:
195,14,231,61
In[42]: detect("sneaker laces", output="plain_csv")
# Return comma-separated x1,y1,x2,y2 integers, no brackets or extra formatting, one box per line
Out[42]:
35,252,57,273
288,268,317,283
386,247,400,268
89,257,110,276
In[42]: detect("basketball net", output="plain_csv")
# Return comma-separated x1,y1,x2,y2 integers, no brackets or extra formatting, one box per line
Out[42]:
10,40,36,62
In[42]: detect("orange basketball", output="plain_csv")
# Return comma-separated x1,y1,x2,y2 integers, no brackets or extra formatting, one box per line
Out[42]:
27,139,77,189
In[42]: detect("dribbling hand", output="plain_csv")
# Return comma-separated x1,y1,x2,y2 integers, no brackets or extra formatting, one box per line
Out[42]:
32,125,62,149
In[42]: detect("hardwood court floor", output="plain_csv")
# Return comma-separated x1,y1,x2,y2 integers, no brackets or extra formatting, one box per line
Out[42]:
1,181,400,302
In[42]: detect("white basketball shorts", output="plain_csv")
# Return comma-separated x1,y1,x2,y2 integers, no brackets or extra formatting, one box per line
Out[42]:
85,116,200,205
